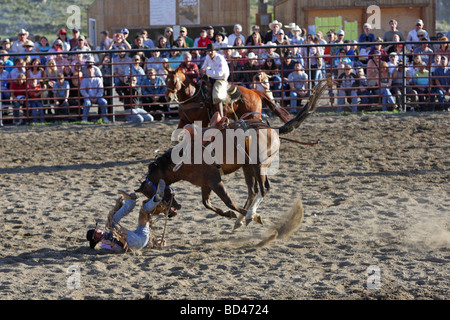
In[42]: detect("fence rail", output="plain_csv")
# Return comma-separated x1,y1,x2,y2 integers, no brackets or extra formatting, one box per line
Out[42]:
1,39,449,126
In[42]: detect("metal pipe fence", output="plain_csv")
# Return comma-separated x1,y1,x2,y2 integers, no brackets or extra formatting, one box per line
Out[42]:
1,39,448,126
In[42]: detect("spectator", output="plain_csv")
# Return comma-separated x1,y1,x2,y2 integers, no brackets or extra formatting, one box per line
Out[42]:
179,27,194,47
406,19,429,52
387,52,399,75
323,30,336,67
46,39,65,61
99,54,113,112
122,75,154,122
10,58,27,82
261,58,282,98
99,30,113,51
174,36,188,50
289,46,304,67
287,61,309,112
260,42,281,66
141,68,168,120
413,37,434,66
179,52,200,83
228,24,246,47
52,73,70,123
21,40,41,64
385,34,402,55
334,48,352,77
26,57,45,81
228,51,245,84
383,19,405,42
246,25,261,45
330,29,345,58
264,20,282,44
27,78,45,124
390,61,417,110
274,29,290,57
54,52,70,74
290,25,304,45
0,50,14,72
336,64,359,112
377,61,396,111
131,35,151,59
433,56,450,111
127,55,146,86
168,47,183,70
146,50,165,74
120,28,131,46
368,37,389,62
164,27,175,47
112,51,132,99
157,36,171,58
64,63,82,107
367,50,381,87
10,73,28,125
411,61,431,111
71,52,85,73
431,54,442,74
205,26,215,42
71,35,93,62
80,65,109,123
139,29,155,49
194,29,212,50
10,29,29,54
354,67,372,106
0,61,11,104
36,36,51,65
281,51,296,85
69,29,81,50
283,23,296,41
247,31,264,57
242,52,260,88
358,23,376,53
2,39,12,53
82,56,102,78
54,29,71,52
108,33,131,59
252,70,274,101
214,30,227,48
435,36,449,62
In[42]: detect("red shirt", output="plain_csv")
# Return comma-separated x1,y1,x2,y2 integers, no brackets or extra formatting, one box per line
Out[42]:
197,37,212,48
10,82,29,98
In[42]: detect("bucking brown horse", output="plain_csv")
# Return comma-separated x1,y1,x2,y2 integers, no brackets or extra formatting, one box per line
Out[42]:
136,78,331,230
165,66,291,128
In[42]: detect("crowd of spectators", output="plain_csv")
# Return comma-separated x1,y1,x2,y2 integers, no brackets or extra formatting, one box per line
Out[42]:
1,17,449,126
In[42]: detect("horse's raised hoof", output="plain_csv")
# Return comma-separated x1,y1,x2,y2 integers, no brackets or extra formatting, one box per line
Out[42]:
246,214,263,226
118,190,137,200
225,210,238,219
233,219,244,231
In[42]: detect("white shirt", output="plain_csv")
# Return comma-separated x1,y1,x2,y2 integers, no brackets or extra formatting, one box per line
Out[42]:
201,52,229,80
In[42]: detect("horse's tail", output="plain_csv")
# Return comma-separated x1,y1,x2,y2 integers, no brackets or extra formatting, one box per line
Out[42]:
256,90,292,124
278,77,331,135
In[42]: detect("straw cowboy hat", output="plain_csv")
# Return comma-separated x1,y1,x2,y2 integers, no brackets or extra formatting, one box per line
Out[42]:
269,20,282,29
230,51,241,58
284,22,296,29
18,28,29,36
247,52,258,60
22,40,35,47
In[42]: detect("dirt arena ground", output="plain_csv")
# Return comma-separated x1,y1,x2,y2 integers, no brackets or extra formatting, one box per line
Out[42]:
0,111,449,300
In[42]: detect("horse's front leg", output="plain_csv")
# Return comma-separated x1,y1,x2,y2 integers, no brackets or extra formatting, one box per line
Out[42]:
201,186,237,219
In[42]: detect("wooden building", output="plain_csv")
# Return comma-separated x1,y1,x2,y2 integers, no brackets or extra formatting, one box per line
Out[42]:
86,0,251,48
273,0,436,40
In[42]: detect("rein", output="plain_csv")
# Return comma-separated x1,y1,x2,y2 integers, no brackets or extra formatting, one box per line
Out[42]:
280,137,321,145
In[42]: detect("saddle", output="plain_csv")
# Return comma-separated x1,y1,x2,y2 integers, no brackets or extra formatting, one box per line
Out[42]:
182,112,229,145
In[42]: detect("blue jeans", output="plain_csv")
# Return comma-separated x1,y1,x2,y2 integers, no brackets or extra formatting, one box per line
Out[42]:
337,90,358,113
126,107,154,122
289,91,309,112
82,97,108,122
374,88,395,111
29,100,44,123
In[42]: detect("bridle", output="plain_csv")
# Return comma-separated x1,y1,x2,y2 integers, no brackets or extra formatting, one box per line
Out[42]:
166,71,202,104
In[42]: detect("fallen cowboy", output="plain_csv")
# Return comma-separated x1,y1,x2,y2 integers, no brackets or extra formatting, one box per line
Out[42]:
86,179,175,253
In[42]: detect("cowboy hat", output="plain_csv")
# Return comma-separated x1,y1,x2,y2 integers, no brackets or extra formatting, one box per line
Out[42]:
22,40,35,47
18,29,29,36
247,52,258,59
284,22,296,29
205,43,218,51
230,51,241,58
269,20,282,29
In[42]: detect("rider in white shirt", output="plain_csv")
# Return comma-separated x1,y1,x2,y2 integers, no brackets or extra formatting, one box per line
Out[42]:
200,43,230,117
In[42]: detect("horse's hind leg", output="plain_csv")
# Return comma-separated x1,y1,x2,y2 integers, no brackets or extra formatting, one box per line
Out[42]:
201,186,238,219
234,166,258,230
209,181,248,219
